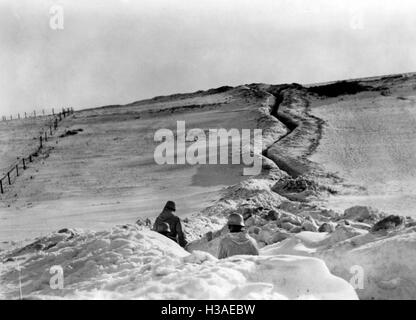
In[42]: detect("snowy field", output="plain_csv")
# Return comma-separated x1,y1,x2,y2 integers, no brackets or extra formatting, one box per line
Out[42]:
0,116,54,173
0,87,261,242
310,75,416,217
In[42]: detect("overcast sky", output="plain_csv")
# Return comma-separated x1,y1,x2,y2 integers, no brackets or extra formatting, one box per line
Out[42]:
1,0,416,115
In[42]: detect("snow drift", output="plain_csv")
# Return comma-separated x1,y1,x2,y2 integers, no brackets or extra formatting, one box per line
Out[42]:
262,227,416,300
0,225,357,300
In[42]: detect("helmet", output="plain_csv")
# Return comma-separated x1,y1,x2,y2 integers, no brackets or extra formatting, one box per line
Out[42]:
164,200,176,211
156,222,171,233
227,213,245,227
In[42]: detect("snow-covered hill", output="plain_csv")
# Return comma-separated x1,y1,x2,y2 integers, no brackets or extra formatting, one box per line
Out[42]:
2,73,416,300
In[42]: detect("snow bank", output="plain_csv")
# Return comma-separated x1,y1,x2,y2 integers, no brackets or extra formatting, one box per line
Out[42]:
261,228,416,299
0,225,357,300
318,228,416,300
185,173,416,300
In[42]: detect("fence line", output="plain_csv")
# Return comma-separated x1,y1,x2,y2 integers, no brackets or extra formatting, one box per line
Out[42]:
0,107,75,195
0,107,69,122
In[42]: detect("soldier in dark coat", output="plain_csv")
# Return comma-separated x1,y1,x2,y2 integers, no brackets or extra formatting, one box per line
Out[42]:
153,201,188,248
155,222,178,243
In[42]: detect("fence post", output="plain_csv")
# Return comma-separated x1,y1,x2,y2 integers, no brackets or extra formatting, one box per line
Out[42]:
40,136,43,149
23,158,26,170
29,155,32,162
7,172,11,185
16,164,19,177
45,131,48,142
0,179,3,194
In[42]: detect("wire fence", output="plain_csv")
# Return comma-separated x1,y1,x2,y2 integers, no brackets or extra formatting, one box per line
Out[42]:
1,108,67,122
0,107,75,194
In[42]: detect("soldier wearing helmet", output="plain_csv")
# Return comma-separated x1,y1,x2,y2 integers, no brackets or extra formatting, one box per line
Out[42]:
153,201,188,248
218,213,259,259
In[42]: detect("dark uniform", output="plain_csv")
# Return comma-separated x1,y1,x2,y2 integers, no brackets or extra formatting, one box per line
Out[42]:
153,201,188,248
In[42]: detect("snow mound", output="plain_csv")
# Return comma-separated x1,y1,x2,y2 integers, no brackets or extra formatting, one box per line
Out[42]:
261,228,416,299
0,225,357,300
318,228,416,300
